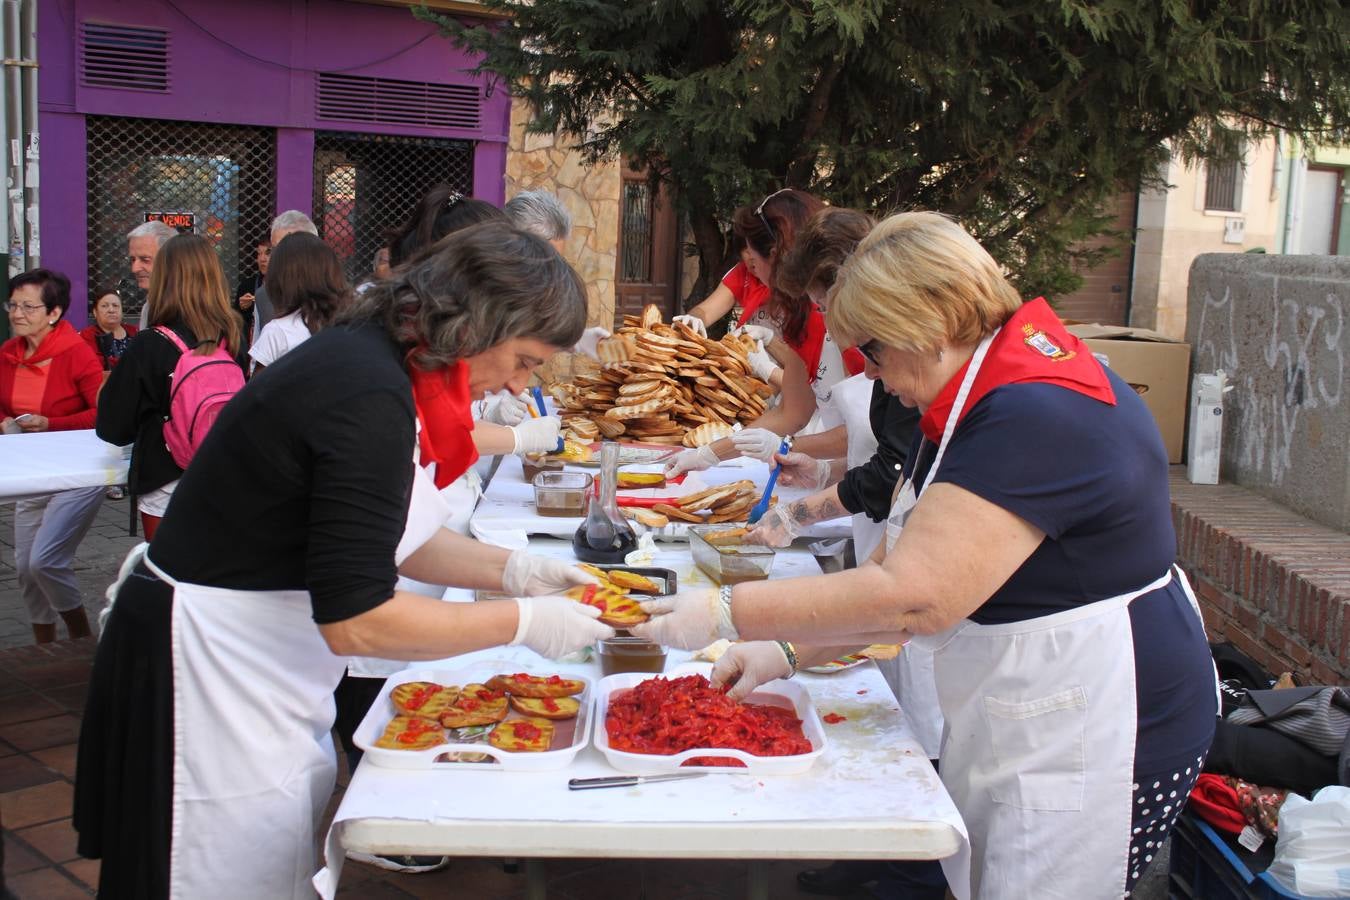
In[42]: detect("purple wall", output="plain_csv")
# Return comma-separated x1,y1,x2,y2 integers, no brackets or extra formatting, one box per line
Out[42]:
39,0,511,325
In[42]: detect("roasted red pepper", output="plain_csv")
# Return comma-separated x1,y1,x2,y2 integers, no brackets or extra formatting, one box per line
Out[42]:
512,721,542,740
822,713,847,724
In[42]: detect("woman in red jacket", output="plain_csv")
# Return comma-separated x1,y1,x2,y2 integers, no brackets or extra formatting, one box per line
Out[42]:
1,269,105,642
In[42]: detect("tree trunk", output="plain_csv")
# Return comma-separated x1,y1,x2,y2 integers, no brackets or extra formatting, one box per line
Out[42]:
685,207,732,310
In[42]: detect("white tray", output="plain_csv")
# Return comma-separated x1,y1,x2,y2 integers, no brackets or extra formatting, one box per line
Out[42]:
592,664,827,775
353,663,593,771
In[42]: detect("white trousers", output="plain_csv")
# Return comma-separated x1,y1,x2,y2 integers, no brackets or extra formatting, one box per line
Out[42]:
14,486,105,625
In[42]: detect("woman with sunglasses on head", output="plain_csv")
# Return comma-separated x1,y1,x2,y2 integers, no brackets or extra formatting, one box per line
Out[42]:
637,211,1217,900
665,188,866,477
1,268,106,644
74,224,611,899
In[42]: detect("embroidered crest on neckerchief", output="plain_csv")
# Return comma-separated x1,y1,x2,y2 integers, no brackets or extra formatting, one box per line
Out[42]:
1022,322,1076,362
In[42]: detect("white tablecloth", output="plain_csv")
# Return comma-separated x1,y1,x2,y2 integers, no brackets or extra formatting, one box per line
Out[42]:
318,540,970,899
471,454,852,545
0,430,130,501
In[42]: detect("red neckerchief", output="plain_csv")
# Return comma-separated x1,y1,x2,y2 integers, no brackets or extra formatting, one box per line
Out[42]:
407,358,479,489
0,320,85,369
919,297,1115,443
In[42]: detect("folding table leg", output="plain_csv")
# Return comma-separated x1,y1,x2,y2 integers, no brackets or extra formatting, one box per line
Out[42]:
524,857,547,900
746,860,768,900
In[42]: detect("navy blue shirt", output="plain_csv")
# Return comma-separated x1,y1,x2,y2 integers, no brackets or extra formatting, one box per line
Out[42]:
905,368,1215,770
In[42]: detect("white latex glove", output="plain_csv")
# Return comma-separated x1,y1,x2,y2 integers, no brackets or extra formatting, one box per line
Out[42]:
744,504,802,548
747,340,781,383
663,444,720,478
510,416,562,455
773,451,834,490
501,551,599,597
482,392,531,426
730,427,784,462
671,314,707,337
631,588,739,650
731,324,775,345
573,326,611,359
511,596,614,659
711,641,793,700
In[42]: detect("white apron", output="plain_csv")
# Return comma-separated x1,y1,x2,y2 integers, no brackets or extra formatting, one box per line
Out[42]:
831,373,884,563
135,548,349,900
893,331,1209,899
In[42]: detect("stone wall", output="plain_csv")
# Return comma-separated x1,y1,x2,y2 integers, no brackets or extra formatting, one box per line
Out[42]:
504,100,621,329
1187,254,1350,531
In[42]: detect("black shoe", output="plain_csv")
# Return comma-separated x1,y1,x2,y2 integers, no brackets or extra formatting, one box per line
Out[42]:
797,861,888,896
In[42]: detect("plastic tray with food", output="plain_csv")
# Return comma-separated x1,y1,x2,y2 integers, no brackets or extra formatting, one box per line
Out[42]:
688,524,776,584
353,665,593,771
593,665,826,775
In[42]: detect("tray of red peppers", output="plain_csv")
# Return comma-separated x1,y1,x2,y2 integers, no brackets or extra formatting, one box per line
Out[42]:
594,669,826,774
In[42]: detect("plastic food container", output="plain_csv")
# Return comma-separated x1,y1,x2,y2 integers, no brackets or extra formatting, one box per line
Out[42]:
354,665,593,771
521,455,565,483
688,525,776,584
596,638,668,676
592,666,827,775
532,470,593,517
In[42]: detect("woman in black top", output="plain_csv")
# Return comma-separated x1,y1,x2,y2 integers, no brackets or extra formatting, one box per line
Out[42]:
74,224,614,900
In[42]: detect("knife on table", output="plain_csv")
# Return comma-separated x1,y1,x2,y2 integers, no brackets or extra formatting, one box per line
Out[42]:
568,773,708,791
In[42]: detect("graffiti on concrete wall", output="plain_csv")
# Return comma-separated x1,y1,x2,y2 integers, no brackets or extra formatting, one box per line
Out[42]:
1195,278,1344,484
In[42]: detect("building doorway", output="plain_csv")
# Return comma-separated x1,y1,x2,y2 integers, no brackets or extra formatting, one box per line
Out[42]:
614,169,679,327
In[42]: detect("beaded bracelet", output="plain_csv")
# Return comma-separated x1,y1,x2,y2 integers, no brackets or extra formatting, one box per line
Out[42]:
776,640,799,677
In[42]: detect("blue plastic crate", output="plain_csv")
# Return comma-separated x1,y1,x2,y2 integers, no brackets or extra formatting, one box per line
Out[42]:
1168,811,1327,900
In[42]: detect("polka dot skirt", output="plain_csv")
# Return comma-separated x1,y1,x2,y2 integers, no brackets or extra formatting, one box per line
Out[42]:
1124,752,1207,896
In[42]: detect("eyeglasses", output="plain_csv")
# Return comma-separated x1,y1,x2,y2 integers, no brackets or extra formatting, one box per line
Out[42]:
857,339,884,366
754,188,792,243
4,301,45,314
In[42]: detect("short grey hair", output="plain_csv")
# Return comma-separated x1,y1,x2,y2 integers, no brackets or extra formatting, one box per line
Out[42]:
504,190,572,242
270,210,318,237
127,220,177,247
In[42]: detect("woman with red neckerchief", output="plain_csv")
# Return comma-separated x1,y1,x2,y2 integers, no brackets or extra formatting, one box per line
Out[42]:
665,188,866,477
75,224,612,900
636,212,1217,899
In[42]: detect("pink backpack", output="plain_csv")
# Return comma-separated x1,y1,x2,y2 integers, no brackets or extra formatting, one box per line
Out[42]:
154,326,245,469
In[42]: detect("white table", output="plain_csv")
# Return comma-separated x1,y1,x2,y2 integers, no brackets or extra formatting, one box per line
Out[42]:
0,430,130,501
316,542,969,900
471,454,852,546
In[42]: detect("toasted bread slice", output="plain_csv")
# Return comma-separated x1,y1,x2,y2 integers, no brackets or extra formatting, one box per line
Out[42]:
565,583,650,627
703,527,749,546
508,695,580,720
604,569,662,595
389,681,460,719
640,304,664,329
375,714,448,750
622,507,670,528
437,684,510,728
486,673,586,698
489,717,555,752
616,471,666,490
652,502,706,524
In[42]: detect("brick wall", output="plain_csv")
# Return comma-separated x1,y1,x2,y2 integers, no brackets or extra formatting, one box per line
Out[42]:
1170,471,1350,686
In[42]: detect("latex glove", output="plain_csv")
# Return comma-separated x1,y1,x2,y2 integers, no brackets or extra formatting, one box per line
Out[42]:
731,324,775,345
501,550,599,597
632,588,739,650
774,451,834,490
510,416,562,455
747,341,781,383
730,427,783,462
744,504,801,548
482,392,531,426
711,641,793,700
663,444,720,478
573,326,611,359
511,596,614,659
671,314,707,337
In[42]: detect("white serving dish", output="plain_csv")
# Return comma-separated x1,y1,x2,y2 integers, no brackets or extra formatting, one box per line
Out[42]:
592,664,827,775
353,663,592,771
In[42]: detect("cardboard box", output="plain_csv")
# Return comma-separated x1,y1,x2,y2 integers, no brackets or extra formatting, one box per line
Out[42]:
1066,324,1192,464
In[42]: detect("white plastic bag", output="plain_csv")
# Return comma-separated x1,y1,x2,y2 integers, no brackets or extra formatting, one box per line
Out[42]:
1267,786,1350,897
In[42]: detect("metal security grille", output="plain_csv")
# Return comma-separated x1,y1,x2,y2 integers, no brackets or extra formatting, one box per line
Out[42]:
619,180,653,282
1205,158,1242,212
86,117,276,319
312,132,473,282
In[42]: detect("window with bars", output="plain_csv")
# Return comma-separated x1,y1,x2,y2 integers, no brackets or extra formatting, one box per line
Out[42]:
1205,158,1243,212
85,117,276,319
311,132,474,282
620,180,652,282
